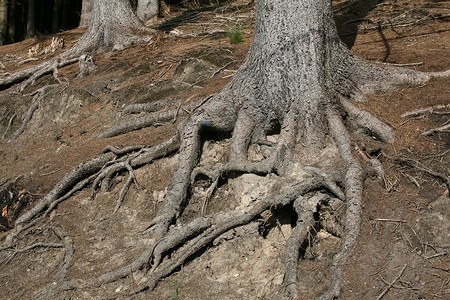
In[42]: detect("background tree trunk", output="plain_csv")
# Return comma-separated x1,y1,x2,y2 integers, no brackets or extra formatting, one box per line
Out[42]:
61,0,72,30
0,0,7,45
52,0,62,33
7,0,16,43
26,0,36,38
73,0,147,52
79,0,93,27
136,0,159,24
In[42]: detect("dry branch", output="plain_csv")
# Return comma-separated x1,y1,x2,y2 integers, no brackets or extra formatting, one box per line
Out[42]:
377,264,407,300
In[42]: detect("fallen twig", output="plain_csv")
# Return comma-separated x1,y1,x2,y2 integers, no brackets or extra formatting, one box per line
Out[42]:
380,277,419,290
425,252,447,259
157,63,174,79
377,264,407,300
376,218,407,223
384,152,450,192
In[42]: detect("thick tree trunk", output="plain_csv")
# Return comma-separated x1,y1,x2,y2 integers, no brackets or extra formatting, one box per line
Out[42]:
79,0,93,27
136,0,159,24
141,0,434,297
72,0,147,53
4,0,446,299
0,0,152,91
0,0,7,45
26,0,36,37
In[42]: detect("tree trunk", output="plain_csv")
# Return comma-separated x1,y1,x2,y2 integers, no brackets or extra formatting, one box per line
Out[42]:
136,0,159,24
0,0,7,45
7,0,16,43
79,0,93,27
61,0,72,30
3,0,446,299
73,0,148,52
52,0,62,33
130,0,434,297
26,0,36,37
0,0,152,91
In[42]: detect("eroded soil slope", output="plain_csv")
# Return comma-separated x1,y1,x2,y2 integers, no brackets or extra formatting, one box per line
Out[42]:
0,0,449,299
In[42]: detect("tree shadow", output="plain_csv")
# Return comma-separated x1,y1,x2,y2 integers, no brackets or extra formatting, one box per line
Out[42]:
333,0,383,49
158,0,383,49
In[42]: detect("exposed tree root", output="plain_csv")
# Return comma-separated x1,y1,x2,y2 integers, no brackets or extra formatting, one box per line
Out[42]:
0,241,64,269
3,1,449,298
422,122,450,136
5,60,446,299
113,161,139,214
97,103,189,139
7,84,60,141
1,113,16,139
283,194,321,299
123,98,182,114
0,0,154,92
98,97,207,139
128,175,336,296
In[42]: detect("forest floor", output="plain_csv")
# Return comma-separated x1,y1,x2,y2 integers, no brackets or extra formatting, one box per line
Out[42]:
0,0,449,299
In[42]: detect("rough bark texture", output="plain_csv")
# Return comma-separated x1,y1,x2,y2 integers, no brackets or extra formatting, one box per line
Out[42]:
0,0,8,45
68,0,149,53
79,0,93,27
137,0,159,24
0,0,152,91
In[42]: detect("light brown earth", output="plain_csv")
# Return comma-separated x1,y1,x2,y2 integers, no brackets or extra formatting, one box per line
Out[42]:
0,0,448,299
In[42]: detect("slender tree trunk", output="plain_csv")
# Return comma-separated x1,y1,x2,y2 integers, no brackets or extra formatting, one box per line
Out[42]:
52,0,62,33
26,0,36,37
136,0,159,24
0,0,8,45
7,0,16,43
79,0,93,27
61,0,72,30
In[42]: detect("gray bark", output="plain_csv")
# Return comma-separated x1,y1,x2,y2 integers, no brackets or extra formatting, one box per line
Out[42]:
79,0,93,27
0,0,151,91
77,0,146,51
6,0,446,298
0,0,8,45
142,0,437,296
136,0,159,24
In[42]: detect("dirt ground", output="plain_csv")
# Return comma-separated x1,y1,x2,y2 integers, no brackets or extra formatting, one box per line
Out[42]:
0,0,449,299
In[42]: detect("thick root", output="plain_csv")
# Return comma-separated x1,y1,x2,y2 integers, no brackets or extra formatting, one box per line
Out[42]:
317,108,364,300
130,175,332,295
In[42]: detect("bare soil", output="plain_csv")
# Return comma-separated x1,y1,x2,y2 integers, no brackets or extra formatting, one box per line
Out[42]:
0,0,449,299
